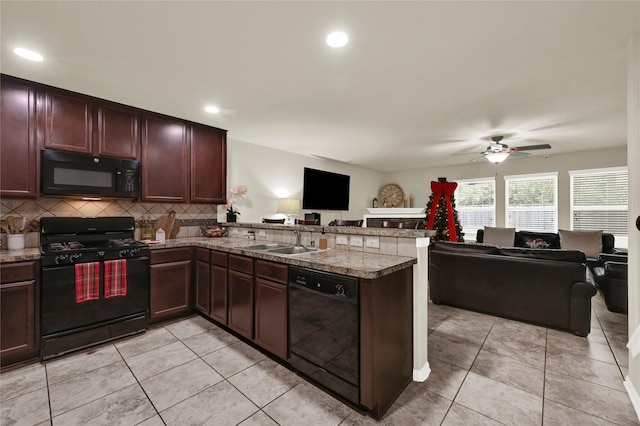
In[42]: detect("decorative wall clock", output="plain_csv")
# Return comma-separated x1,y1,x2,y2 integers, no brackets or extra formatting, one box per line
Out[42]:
379,184,404,207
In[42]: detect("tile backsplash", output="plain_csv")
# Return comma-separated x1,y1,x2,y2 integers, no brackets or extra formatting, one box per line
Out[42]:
0,198,218,249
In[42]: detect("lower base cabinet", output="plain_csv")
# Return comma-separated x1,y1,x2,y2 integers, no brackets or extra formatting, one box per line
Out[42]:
254,260,288,360
150,248,193,323
1,261,40,366
227,254,254,339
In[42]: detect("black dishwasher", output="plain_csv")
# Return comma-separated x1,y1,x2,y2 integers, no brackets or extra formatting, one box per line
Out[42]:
289,266,359,404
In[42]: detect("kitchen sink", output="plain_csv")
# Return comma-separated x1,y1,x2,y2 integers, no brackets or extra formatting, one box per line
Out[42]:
267,246,319,255
244,243,293,251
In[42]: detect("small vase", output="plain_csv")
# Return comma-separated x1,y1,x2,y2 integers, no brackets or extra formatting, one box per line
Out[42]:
7,234,26,251
226,213,237,223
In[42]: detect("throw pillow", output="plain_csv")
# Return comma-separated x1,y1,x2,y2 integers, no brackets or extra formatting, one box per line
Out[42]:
483,227,516,247
559,229,603,259
515,231,561,249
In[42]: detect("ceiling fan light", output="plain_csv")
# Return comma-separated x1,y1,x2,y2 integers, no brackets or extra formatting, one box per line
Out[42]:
485,152,510,164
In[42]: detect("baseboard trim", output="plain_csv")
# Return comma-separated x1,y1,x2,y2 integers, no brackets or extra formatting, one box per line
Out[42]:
413,361,431,382
624,376,640,423
628,323,640,359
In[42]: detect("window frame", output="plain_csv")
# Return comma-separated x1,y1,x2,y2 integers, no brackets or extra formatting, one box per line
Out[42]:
569,166,628,248
454,177,496,241
504,172,558,233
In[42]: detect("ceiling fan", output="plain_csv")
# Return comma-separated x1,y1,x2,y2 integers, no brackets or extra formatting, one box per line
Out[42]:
458,136,551,164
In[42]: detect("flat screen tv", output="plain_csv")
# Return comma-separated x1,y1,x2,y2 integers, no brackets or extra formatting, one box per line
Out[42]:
302,167,350,211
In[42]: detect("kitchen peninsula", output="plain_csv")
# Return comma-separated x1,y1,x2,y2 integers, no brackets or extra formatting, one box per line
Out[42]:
0,223,430,419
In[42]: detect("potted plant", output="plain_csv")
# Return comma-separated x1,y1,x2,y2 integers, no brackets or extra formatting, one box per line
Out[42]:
224,185,247,223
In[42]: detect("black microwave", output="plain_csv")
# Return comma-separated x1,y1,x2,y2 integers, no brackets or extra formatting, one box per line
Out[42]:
41,150,140,199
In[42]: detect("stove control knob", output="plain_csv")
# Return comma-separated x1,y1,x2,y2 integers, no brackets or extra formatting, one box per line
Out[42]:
71,253,82,263
96,251,105,258
119,248,130,258
55,254,69,265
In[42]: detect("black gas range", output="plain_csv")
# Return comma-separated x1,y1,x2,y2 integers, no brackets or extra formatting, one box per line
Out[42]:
39,216,150,360
40,217,149,266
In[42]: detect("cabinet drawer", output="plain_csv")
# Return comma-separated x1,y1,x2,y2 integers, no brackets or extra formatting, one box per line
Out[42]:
1,261,37,284
151,248,192,265
211,251,228,267
255,260,287,284
196,247,210,262
229,254,253,274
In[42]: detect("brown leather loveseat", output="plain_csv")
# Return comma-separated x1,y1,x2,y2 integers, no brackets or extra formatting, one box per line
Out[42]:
429,241,597,336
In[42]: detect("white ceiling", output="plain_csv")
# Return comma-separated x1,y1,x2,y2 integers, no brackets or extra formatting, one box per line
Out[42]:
1,1,638,173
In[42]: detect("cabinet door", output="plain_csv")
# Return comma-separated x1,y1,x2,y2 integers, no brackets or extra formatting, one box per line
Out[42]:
0,76,38,198
141,113,189,202
190,123,227,203
211,263,228,324
150,259,192,322
43,88,93,153
195,259,210,315
254,278,287,360
228,269,254,339
95,101,139,159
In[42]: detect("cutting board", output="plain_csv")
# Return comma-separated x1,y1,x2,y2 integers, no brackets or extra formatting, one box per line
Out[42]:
153,211,180,239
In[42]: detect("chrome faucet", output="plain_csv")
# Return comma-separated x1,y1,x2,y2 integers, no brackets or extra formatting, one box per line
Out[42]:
293,228,302,246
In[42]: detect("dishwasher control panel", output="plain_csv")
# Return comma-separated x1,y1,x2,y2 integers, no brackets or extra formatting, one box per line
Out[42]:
289,266,358,300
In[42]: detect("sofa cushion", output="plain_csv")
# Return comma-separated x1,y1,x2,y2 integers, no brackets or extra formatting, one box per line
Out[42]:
483,226,516,247
559,230,602,259
499,247,586,263
431,241,501,255
515,231,560,249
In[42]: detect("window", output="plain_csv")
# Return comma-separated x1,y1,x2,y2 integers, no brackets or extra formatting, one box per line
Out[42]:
505,172,558,232
570,167,628,248
455,177,496,241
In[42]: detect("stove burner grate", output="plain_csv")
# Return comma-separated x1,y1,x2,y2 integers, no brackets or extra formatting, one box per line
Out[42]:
47,241,84,252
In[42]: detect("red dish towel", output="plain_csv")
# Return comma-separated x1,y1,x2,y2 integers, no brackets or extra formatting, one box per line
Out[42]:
104,259,127,298
75,262,100,303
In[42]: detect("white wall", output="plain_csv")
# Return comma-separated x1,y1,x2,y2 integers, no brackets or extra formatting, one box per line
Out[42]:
386,146,627,231
219,139,384,225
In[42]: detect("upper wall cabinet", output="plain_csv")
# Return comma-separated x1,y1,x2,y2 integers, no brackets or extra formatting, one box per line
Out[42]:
94,101,140,159
0,75,38,198
190,123,227,204
141,113,190,203
42,88,140,159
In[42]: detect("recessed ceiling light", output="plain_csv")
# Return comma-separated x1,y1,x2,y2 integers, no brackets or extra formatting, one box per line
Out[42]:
204,105,220,114
14,47,43,62
326,32,348,48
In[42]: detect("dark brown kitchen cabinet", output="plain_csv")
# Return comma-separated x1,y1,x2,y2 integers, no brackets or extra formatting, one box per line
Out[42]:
254,260,288,360
41,87,140,159
1,75,38,198
227,254,254,339
190,123,227,204
42,87,94,154
195,248,210,315
150,248,193,323
1,261,40,366
94,101,140,159
210,250,229,324
141,113,189,202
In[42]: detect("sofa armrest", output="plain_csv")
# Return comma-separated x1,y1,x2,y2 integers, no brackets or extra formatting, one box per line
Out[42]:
570,280,598,337
597,253,628,263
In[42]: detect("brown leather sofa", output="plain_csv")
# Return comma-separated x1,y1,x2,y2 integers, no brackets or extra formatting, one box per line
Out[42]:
592,253,628,313
429,241,597,336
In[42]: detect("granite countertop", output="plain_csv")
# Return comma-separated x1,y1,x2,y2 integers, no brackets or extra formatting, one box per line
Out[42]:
148,237,417,279
0,238,417,279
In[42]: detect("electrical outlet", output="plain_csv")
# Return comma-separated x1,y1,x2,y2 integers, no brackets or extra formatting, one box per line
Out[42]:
336,235,348,245
350,236,363,247
365,236,380,249
258,230,266,237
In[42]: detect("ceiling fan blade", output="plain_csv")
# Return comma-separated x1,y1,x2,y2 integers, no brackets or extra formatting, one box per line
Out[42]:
511,151,530,158
470,156,486,162
512,144,551,151
452,152,482,156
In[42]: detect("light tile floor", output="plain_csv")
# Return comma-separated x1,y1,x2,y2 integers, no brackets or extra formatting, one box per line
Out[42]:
1,292,637,425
